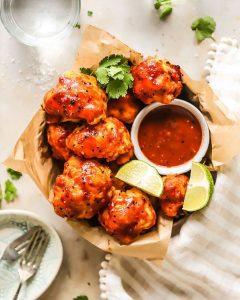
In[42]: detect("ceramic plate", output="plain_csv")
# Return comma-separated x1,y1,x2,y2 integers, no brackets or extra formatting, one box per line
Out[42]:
0,209,63,300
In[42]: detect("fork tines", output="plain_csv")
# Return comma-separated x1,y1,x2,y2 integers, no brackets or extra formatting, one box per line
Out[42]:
20,227,49,270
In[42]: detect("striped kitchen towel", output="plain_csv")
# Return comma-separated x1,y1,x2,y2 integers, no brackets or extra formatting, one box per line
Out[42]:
99,38,240,300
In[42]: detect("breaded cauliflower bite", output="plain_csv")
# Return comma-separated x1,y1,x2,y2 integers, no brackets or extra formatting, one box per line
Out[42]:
52,156,113,220
160,174,189,218
107,93,142,124
132,57,182,104
43,71,108,125
98,188,156,244
47,123,75,161
66,117,133,164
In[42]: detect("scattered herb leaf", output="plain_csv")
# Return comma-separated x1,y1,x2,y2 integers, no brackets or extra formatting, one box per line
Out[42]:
73,296,88,300
154,0,171,9
154,0,161,9
79,68,92,75
74,23,81,29
87,11,93,17
95,55,133,99
4,180,17,203
7,168,22,180
191,16,216,43
0,184,2,208
154,0,173,19
160,5,172,19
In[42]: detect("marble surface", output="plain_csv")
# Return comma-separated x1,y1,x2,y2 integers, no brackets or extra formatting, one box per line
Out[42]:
0,0,240,299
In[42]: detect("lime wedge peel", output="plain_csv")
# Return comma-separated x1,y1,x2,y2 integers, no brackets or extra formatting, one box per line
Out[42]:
183,162,214,212
115,160,163,197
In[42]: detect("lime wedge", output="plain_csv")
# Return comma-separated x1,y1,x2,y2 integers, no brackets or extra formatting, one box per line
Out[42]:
183,162,214,212
115,160,163,197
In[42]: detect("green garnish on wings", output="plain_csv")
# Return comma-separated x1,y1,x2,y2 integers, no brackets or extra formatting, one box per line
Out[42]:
79,68,92,75
79,55,134,99
95,55,133,99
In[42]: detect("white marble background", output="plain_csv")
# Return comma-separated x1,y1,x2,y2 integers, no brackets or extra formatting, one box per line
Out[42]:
0,0,240,299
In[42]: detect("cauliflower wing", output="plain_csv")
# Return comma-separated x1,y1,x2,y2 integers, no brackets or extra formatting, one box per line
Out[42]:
66,117,133,164
160,174,189,217
132,57,182,104
52,156,113,219
107,93,142,124
99,188,156,244
43,71,107,124
47,123,75,160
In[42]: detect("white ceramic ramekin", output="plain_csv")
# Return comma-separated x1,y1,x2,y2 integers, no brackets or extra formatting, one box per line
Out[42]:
131,99,210,175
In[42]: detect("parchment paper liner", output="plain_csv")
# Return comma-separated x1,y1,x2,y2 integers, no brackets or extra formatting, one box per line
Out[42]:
4,25,240,260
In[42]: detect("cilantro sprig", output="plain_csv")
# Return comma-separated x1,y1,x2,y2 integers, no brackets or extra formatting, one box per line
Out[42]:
79,55,133,99
95,55,133,99
87,11,93,17
7,168,22,180
191,16,216,43
154,0,173,20
79,68,92,75
73,296,88,300
0,168,22,206
0,184,2,208
4,179,17,203
73,23,81,29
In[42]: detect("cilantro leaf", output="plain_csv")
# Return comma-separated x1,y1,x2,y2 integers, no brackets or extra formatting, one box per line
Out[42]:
87,11,93,17
191,16,216,43
95,55,133,99
107,66,124,79
112,72,124,80
106,79,128,99
154,0,171,9
74,23,81,29
73,296,88,300
154,0,173,20
79,68,92,75
95,67,109,85
154,0,161,9
123,73,134,89
99,55,123,68
111,65,131,81
4,180,17,203
0,184,2,208
7,168,22,180
160,5,172,19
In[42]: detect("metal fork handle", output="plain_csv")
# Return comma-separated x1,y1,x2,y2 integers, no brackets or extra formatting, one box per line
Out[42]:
12,281,22,300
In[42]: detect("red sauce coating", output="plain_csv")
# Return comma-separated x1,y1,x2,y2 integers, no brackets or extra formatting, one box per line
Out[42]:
138,105,202,167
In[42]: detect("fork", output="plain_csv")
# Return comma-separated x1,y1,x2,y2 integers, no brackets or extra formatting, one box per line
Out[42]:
1,226,42,262
12,228,49,300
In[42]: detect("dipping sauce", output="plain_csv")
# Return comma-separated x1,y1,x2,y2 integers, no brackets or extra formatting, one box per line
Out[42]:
138,105,202,167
